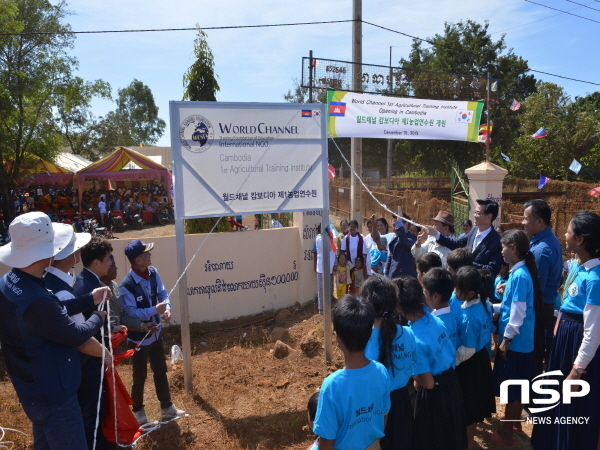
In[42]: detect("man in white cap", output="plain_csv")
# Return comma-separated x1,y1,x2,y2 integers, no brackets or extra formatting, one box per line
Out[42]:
44,228,113,368
0,212,108,449
412,210,455,269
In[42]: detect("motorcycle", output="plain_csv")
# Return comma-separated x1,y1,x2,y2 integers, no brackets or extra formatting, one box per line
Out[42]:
156,208,171,225
109,210,126,233
125,206,144,230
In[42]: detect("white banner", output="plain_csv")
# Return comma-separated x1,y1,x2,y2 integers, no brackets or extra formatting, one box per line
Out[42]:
327,90,483,142
170,102,328,218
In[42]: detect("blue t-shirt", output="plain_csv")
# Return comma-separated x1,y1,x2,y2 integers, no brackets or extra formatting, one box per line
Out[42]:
530,227,563,305
432,307,458,350
410,313,456,376
314,361,391,450
365,325,417,390
561,259,600,314
498,264,535,353
457,299,492,352
449,293,463,322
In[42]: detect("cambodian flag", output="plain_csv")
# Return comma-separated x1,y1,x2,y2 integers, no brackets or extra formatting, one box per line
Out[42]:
510,99,521,111
538,176,550,189
301,110,312,117
532,128,548,139
329,102,346,117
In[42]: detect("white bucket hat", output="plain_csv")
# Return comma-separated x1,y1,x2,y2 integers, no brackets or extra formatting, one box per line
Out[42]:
0,212,74,268
54,231,92,261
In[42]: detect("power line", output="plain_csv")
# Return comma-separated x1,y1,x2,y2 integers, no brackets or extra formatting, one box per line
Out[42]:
362,20,600,87
524,0,600,23
530,69,600,86
566,0,600,12
0,19,354,36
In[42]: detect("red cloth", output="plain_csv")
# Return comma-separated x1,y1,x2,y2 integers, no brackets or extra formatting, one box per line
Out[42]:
102,330,143,445
142,210,153,224
131,266,150,280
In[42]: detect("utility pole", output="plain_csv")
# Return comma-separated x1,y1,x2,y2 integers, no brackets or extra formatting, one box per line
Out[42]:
486,71,491,163
387,46,393,187
350,0,362,224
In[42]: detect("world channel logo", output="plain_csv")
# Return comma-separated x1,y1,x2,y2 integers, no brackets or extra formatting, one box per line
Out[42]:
180,115,214,153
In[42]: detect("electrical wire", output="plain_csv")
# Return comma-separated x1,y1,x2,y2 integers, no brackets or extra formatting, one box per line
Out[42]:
566,0,600,12
523,0,600,23
0,19,353,36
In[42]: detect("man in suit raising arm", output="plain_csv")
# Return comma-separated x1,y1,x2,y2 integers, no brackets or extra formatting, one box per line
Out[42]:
423,199,503,278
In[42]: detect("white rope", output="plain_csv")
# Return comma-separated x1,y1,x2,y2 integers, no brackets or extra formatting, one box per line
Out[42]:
115,416,182,448
92,290,108,450
107,298,117,446
329,136,425,229
0,426,27,450
167,216,223,298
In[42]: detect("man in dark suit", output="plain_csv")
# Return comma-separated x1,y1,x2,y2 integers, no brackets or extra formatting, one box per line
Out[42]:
74,237,114,450
425,199,503,278
385,206,418,279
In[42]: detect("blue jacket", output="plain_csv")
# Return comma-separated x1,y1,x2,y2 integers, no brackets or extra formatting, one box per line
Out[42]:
530,227,563,305
0,269,103,406
74,268,109,346
437,226,503,278
44,271,95,315
385,222,417,279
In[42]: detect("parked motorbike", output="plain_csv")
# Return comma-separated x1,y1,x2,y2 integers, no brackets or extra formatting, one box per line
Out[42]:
156,208,171,225
109,210,126,233
125,206,144,230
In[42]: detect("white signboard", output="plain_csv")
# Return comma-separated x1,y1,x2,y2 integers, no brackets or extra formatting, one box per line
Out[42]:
327,90,483,142
170,102,327,219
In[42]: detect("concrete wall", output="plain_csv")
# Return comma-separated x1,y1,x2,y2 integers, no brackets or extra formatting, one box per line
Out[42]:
0,223,320,324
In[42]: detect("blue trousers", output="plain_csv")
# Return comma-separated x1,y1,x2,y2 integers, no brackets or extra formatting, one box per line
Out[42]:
21,394,87,450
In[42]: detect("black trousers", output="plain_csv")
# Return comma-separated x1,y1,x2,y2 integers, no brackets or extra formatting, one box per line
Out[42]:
534,302,556,377
129,334,172,412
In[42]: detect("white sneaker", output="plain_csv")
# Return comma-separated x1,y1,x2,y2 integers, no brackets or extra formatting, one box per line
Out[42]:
161,404,185,420
133,409,148,425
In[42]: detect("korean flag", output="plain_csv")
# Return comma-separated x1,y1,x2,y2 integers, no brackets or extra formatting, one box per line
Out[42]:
456,110,473,123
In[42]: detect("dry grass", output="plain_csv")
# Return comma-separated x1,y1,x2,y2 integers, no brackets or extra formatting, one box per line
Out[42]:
1,302,533,450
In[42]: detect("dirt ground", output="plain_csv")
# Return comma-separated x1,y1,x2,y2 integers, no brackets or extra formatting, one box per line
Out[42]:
0,220,534,449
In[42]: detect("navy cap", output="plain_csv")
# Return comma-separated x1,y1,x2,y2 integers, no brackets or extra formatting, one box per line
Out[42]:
125,239,154,260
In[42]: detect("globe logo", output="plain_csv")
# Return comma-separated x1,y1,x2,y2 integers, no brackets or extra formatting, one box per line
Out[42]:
180,115,214,153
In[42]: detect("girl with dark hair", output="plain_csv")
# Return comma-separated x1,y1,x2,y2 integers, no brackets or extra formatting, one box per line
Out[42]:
340,220,366,265
532,211,600,450
491,229,540,447
453,266,496,450
363,275,416,450
396,277,466,450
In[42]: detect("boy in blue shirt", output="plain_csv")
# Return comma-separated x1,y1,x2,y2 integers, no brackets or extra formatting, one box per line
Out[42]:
314,295,391,450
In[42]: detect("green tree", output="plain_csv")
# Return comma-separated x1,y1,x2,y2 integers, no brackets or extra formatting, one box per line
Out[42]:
182,27,228,234
55,76,111,159
511,82,600,180
0,0,83,220
395,20,537,174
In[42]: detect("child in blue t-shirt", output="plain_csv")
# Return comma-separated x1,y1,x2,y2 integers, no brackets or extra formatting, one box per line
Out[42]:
446,248,474,323
363,275,417,450
453,266,496,450
395,277,466,450
314,295,391,450
491,230,541,447
306,391,320,450
369,236,388,275
421,267,458,350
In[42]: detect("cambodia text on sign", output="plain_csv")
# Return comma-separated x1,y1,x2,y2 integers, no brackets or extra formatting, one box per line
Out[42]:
170,102,327,219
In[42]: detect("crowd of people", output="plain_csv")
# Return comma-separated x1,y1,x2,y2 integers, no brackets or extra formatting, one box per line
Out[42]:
312,199,600,450
0,212,184,449
8,181,172,230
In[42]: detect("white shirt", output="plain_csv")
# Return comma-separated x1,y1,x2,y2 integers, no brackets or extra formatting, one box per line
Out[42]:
574,258,600,368
315,234,336,274
411,236,451,269
340,233,365,264
364,234,376,275
45,266,85,324
473,226,492,251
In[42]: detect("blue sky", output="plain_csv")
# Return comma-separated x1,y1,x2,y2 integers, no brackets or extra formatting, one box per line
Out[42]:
64,0,600,147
